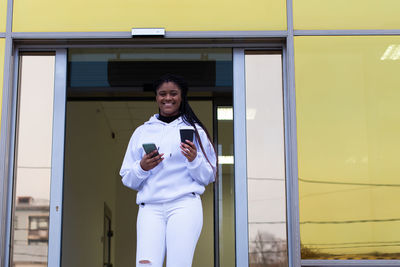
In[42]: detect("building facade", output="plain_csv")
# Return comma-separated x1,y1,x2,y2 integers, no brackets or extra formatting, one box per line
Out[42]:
1,0,400,266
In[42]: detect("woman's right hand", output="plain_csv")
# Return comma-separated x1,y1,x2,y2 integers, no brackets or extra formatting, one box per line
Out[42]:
140,151,164,171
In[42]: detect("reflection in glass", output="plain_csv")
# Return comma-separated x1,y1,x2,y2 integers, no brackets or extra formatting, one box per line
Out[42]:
245,52,288,267
11,55,55,266
296,37,400,260
68,48,233,98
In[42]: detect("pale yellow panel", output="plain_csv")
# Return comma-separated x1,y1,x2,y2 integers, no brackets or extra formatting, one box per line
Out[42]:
295,36,400,259
0,0,6,32
294,0,400,30
13,0,286,32
0,39,5,130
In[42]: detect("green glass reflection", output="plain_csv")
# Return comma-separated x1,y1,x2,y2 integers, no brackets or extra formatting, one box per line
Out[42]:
295,36,400,260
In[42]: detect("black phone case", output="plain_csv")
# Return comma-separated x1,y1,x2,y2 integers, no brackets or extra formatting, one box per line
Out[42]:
180,129,194,143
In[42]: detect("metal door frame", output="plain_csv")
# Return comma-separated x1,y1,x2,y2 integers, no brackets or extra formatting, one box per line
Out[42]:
47,49,67,266
3,43,298,267
2,48,67,267
233,47,300,267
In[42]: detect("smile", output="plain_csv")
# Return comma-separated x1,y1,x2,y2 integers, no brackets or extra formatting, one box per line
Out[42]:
163,103,175,106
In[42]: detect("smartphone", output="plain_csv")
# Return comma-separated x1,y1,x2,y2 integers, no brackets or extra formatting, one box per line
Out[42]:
180,129,194,144
142,143,159,158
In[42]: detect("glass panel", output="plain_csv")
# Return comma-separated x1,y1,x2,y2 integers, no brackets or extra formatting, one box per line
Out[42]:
295,36,400,260
294,0,400,30
216,105,235,267
11,54,55,266
245,52,288,266
65,48,234,267
68,48,233,98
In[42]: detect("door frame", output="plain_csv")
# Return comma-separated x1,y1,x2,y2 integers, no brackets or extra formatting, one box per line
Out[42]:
3,41,299,267
232,48,249,266
233,47,300,267
47,49,67,266
3,48,67,266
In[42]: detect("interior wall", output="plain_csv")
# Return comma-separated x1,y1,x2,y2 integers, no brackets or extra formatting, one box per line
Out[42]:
62,101,123,267
114,176,137,267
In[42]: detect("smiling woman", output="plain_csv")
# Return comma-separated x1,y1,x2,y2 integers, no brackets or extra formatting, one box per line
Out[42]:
120,74,217,267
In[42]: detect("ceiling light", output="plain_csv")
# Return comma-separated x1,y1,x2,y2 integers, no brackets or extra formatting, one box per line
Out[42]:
218,155,234,165
217,107,233,120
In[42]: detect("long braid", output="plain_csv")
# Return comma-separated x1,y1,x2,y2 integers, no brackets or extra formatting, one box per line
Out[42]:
181,100,215,172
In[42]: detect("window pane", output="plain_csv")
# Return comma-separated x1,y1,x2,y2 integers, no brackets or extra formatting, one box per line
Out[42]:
216,106,236,267
68,48,233,98
30,219,38,230
11,54,55,266
295,36,400,259
245,52,288,266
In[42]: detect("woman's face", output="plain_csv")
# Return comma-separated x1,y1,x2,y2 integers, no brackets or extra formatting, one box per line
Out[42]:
156,81,182,117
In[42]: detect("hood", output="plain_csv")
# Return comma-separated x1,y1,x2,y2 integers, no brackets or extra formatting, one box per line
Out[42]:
144,114,186,127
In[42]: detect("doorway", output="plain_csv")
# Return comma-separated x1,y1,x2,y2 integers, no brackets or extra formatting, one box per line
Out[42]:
61,48,235,267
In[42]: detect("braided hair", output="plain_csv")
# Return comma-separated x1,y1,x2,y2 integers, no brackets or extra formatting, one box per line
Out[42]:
153,74,217,178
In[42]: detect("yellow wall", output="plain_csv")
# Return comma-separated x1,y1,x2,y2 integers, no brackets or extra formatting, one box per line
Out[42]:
294,0,400,30
0,0,6,32
295,36,400,257
13,0,286,32
0,38,5,130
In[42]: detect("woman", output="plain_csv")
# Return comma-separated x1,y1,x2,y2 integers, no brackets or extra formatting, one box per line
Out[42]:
120,74,217,267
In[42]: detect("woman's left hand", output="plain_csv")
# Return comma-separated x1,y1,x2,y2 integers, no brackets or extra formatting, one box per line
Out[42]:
180,140,197,162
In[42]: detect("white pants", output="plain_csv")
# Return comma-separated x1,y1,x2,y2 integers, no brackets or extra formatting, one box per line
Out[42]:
136,193,203,267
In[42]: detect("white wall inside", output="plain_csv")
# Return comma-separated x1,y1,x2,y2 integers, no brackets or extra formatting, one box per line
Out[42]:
62,101,135,267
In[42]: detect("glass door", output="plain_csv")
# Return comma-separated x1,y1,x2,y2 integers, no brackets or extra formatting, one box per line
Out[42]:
245,51,288,267
233,49,289,267
9,50,67,267
8,46,289,267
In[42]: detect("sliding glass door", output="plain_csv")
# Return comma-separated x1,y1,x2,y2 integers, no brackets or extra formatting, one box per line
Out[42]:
8,46,290,267
9,50,66,267
233,48,290,267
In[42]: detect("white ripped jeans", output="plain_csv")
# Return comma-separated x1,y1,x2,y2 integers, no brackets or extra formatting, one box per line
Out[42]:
136,193,203,267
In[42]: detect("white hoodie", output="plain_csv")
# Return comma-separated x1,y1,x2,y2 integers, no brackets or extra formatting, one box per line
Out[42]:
120,114,216,204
